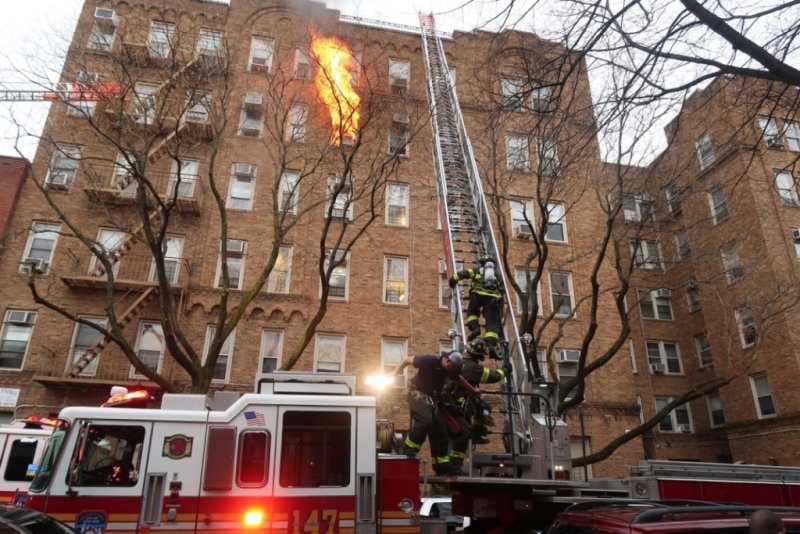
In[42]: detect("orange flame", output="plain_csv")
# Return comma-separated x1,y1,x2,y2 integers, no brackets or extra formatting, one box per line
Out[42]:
311,35,360,146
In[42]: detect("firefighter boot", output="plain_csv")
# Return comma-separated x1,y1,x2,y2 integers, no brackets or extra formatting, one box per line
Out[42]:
448,458,467,476
471,427,490,445
433,462,454,476
466,321,481,341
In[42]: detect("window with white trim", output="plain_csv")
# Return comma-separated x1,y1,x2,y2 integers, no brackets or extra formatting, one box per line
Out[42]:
325,249,349,299
147,21,174,59
708,186,729,224
515,268,541,315
327,175,353,219
545,201,567,242
695,333,712,367
267,246,292,294
510,198,533,238
186,91,211,123
382,338,407,389
131,321,164,378
665,186,684,216
249,37,274,73
45,144,81,190
531,83,552,112
89,228,125,278
695,132,715,169
315,333,344,372
260,329,283,373
537,138,559,177
655,396,692,433
549,272,573,317
736,308,757,348
775,171,799,206
721,244,744,283
501,77,524,110
294,48,311,79
389,114,410,156
196,28,223,57
227,164,255,210
216,239,246,290
793,227,800,258
168,158,198,198
557,354,578,400
785,120,800,151
132,82,158,125
203,326,234,382
68,317,107,376
67,72,100,117
20,222,60,274
638,289,673,321
386,183,409,226
630,240,663,270
87,22,115,51
384,256,408,304
760,116,782,148
622,194,653,222
388,59,410,93
149,235,184,284
706,391,725,427
111,151,134,194
0,310,36,370
506,134,530,170
239,95,264,137
685,281,701,312
285,104,307,142
280,171,299,214
646,340,682,374
750,373,776,418
675,231,690,260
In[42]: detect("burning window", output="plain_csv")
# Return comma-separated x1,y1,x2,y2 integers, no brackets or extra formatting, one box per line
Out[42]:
312,35,360,146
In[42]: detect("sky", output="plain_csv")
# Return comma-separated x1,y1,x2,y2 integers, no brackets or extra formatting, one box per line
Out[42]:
0,0,553,161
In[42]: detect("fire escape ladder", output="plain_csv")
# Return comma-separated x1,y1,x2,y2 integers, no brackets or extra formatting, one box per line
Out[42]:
91,202,165,277
420,14,540,476
68,286,156,377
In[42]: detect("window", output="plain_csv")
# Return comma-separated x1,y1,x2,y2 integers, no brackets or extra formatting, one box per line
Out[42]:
759,116,782,148
87,22,116,51
386,183,409,226
267,246,292,294
531,83,552,112
149,235,184,284
655,396,692,433
294,48,311,79
736,308,757,348
638,289,673,321
675,231,690,260
327,175,353,219
67,72,100,117
665,186,683,216
111,151,134,194
510,198,533,238
646,340,682,374
0,310,36,370
315,334,344,372
249,37,274,73
516,268,541,314
325,249,349,298
537,138,559,177
545,202,567,242
557,356,578,400
506,134,530,170
45,144,81,190
793,228,800,258
775,171,799,206
186,91,211,123
285,104,307,142
260,330,283,373
20,222,60,274
168,158,198,198
622,194,653,222
279,411,350,488
750,373,776,418
203,326,234,382
388,59,410,93
237,431,270,487
692,332,712,367
71,424,145,487
685,281,701,312
147,21,174,59
389,114,410,156
708,186,729,223
217,239,246,290
4,438,40,482
630,240,663,270
277,170,299,214
785,120,800,151
695,132,715,169
382,338,407,389
706,391,725,427
196,28,223,57
384,256,408,304
549,272,573,317
68,317,107,376
227,164,255,210
131,321,164,377
90,228,125,277
501,77,524,110
720,244,744,283
239,95,264,137
132,82,158,125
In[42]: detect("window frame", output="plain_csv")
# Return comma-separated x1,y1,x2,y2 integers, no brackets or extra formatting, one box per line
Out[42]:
386,183,409,226
383,256,408,305
249,36,274,73
45,144,81,190
68,316,107,376
266,245,292,294
750,373,776,419
646,340,683,375
708,186,729,224
515,267,542,315
388,59,410,92
638,289,674,321
259,329,283,373
280,171,300,214
622,194,654,222
216,239,246,290
327,175,354,220
203,325,234,382
227,167,256,210
20,222,60,275
148,234,184,284
549,271,574,317
510,198,534,238
721,244,744,283
168,158,199,198
314,333,345,373
87,21,116,51
501,77,524,110
655,396,693,433
0,310,37,371
630,239,663,270
506,134,530,170
545,201,567,242
147,21,175,59
694,332,713,367
325,249,350,300
531,83,552,113
382,338,408,390
736,308,757,348
775,170,800,206
196,28,224,57
706,391,725,428
130,321,165,378
285,104,307,142
695,132,715,169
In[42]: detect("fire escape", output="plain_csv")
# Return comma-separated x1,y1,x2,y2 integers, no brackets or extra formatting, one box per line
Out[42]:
420,14,565,480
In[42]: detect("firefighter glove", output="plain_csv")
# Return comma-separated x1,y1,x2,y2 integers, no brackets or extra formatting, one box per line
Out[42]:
503,362,513,375
448,277,458,288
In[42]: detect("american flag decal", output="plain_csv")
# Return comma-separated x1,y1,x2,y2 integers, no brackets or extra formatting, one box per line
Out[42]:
244,410,265,427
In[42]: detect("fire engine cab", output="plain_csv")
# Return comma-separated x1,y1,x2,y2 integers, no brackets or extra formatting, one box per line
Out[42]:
0,417,56,506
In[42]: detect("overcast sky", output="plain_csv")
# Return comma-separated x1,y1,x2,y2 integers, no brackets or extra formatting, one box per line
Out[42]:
0,0,542,160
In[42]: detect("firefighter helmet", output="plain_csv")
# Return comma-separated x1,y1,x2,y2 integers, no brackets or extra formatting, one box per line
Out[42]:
479,254,494,265
466,338,488,360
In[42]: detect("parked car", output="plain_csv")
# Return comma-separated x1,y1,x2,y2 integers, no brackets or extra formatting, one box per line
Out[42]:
546,500,800,533
421,496,471,532
0,504,78,533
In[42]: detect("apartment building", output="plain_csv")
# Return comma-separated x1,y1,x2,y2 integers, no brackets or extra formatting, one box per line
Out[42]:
1,0,797,477
0,155,28,251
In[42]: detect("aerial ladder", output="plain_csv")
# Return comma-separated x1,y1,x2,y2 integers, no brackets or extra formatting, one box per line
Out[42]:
419,14,564,480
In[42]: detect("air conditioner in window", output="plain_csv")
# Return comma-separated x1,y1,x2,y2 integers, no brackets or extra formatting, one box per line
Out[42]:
7,311,35,325
47,173,70,190
241,127,261,138
650,363,665,374
234,163,254,176
678,424,691,433
76,71,102,84
558,349,581,363
392,112,410,124
655,288,672,298
244,92,263,112
21,258,47,274
94,7,119,28
792,228,800,242
226,240,245,254
250,60,269,74
767,136,784,149
390,77,408,88
514,226,533,239
331,207,348,218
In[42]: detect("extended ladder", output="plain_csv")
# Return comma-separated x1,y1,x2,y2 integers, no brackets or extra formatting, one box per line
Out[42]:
420,14,552,477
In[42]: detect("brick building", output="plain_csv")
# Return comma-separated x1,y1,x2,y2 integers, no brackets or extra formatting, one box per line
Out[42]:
0,0,797,477
0,155,28,252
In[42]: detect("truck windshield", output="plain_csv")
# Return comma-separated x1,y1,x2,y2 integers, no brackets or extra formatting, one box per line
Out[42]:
29,422,69,493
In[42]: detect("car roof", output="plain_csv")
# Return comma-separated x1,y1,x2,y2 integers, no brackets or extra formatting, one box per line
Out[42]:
0,504,78,533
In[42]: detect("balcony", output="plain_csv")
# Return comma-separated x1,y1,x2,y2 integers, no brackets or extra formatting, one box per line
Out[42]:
61,253,190,291
83,169,204,215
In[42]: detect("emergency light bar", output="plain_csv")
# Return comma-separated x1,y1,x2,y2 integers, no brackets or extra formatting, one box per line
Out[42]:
102,388,152,408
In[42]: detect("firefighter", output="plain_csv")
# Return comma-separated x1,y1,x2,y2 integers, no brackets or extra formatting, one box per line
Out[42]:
448,255,504,354
392,350,480,476
445,338,512,471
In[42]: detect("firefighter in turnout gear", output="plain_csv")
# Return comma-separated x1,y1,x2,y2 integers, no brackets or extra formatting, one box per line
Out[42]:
445,338,512,470
448,255,505,352
392,351,480,476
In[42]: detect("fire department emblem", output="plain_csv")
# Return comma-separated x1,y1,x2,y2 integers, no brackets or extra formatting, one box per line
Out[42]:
163,434,193,459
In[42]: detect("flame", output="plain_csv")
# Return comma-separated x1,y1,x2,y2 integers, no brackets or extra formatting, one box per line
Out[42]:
311,35,360,146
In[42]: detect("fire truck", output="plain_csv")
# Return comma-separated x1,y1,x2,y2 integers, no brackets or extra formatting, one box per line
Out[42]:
0,418,55,506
